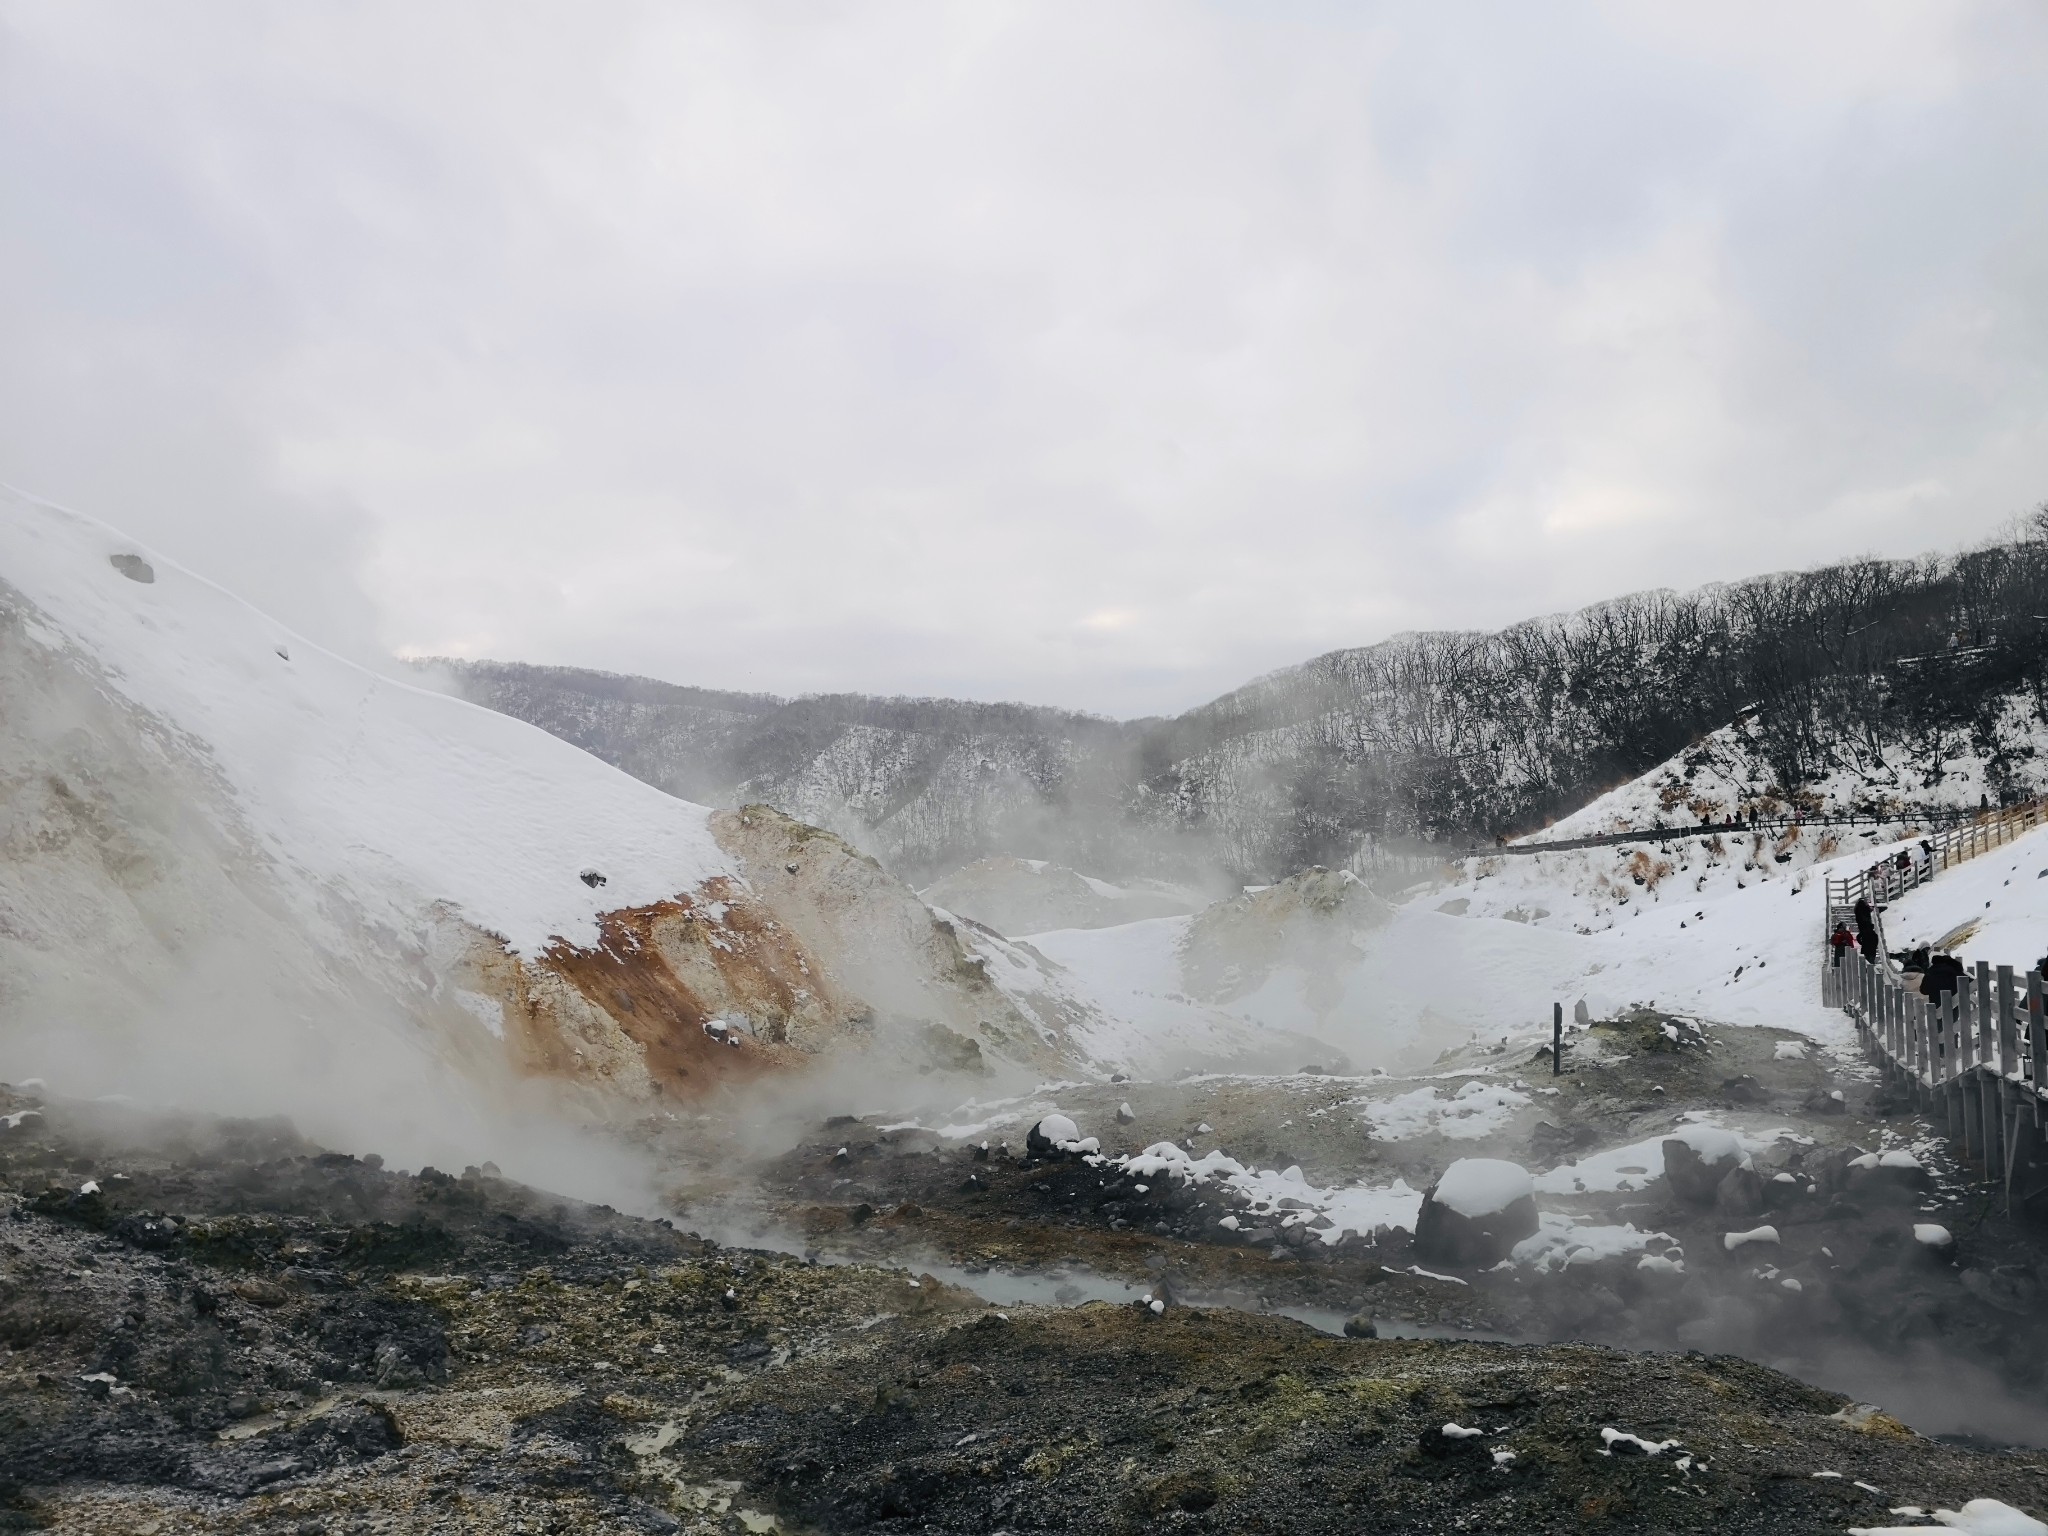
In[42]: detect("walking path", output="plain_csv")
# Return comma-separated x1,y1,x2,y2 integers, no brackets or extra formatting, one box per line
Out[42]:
1819,799,2048,1214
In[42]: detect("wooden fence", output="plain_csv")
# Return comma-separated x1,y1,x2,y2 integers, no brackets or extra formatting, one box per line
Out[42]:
1823,798,2048,913
1822,953,2046,1213
1818,796,2048,1215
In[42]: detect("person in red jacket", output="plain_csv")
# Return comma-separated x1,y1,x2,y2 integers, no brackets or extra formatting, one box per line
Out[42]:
1829,923,1855,968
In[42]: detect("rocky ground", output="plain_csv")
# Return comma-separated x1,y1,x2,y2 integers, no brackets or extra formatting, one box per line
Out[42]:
724,1012,2048,1440
2,1014,2046,1534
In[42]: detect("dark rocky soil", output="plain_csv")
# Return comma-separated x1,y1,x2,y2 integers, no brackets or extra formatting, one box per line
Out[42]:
2,1080,2045,1534
737,1014,2048,1443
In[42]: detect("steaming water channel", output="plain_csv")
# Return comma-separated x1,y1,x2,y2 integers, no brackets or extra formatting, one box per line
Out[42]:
678,1206,1509,1340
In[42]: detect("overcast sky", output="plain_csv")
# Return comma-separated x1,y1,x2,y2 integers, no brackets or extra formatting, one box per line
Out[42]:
4,3,2047,717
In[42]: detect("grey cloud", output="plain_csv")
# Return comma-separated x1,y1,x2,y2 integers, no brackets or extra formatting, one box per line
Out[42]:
2,2,2046,713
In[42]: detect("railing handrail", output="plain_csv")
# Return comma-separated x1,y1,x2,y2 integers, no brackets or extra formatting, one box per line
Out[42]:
1817,800,2047,1213
1824,796,2048,915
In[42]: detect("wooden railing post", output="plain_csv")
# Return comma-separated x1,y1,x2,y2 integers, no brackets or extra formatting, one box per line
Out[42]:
1900,999,1916,1097
1921,995,1936,1090
1990,966,2016,1182
2021,975,2042,1143
2007,971,2028,1078
2029,990,2046,1131
1961,976,1981,1160
1978,961,1995,1065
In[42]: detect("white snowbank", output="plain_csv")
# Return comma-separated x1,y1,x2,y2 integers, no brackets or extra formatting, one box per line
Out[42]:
1850,1500,2048,1536
1431,1158,1533,1218
1914,1223,1953,1247
1723,1225,1780,1251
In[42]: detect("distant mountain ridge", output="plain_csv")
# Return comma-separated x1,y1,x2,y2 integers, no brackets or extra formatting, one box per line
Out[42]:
434,526,2048,885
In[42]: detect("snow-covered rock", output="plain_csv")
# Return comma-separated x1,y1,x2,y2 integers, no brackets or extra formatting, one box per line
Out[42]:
1026,1115,1096,1156
1845,1149,1933,1200
1431,1158,1536,1218
1413,1158,1538,1266
1914,1222,1958,1262
1662,1125,1753,1205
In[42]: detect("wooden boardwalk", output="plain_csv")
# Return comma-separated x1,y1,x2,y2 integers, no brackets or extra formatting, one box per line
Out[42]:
1819,799,2048,1216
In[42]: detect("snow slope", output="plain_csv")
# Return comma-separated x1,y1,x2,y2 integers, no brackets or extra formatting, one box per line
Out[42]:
1878,822,2048,970
0,490,1086,1176
0,487,732,957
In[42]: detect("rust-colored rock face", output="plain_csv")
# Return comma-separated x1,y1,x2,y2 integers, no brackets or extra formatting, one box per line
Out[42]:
463,876,875,1101
450,806,1073,1106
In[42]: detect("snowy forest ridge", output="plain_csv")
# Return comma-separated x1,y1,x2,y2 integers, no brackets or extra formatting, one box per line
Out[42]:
433,522,2048,887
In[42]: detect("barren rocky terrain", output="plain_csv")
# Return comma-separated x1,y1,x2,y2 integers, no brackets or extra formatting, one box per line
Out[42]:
5,1003,2045,1535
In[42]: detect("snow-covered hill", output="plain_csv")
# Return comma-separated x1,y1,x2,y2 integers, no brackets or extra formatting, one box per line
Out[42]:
0,490,1098,1180
1535,708,2048,841
443,543,2048,887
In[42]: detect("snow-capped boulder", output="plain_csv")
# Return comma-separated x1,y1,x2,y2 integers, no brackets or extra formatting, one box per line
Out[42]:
1912,1222,1957,1262
1413,1158,1538,1266
1026,1115,1098,1158
1844,1148,1932,1201
1661,1126,1750,1205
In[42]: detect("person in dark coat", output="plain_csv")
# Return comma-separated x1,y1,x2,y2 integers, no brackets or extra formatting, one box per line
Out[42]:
1829,923,1854,968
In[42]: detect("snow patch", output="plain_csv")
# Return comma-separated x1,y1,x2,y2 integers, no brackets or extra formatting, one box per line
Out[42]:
1365,1080,1532,1141
1850,1500,2048,1536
